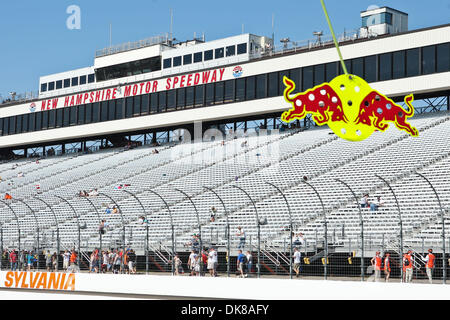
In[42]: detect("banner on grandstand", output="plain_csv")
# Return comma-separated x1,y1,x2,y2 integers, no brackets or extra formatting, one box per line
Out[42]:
0,271,76,291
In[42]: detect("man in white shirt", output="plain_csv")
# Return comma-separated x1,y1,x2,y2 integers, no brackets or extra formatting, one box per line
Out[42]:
207,248,218,277
370,196,384,212
62,250,70,271
293,247,302,278
188,250,197,276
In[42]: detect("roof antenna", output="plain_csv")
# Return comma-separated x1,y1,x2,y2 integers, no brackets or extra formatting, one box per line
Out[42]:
170,8,173,44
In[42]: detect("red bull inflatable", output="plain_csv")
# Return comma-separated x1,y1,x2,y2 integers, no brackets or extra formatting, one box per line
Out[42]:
281,74,419,141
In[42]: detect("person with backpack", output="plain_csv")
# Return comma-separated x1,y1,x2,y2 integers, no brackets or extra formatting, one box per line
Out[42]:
403,250,414,283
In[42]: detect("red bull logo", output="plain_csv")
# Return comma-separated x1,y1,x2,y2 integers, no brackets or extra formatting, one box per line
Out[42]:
281,74,419,141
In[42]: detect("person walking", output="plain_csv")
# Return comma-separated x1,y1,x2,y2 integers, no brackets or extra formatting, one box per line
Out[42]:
293,247,301,278
45,250,52,272
403,250,414,283
236,250,246,278
246,251,253,276
9,250,18,271
422,249,435,284
370,251,382,282
383,253,391,282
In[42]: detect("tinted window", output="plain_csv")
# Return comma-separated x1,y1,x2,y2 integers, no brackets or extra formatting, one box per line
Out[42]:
64,79,71,88
379,53,392,81
125,97,133,118
63,108,70,127
16,115,22,133
194,52,202,63
204,50,213,61
177,88,185,109
339,60,351,75
288,68,301,94
48,82,55,91
173,56,182,66
226,45,235,56
237,43,247,54
278,70,289,95
56,108,63,127
325,62,338,82
364,55,377,82
115,99,123,119
185,87,194,108
108,100,116,120
101,101,109,121
158,91,166,112
22,114,29,132
302,66,313,91
41,83,47,92
29,113,35,132
150,93,158,113
256,74,266,99
0,118,3,135
133,96,141,116
215,48,224,59
224,80,234,103
141,94,149,114
48,110,56,128
80,75,87,85
92,102,100,123
236,78,245,101
78,105,85,124
183,54,192,65
393,51,405,79
352,58,364,78
195,85,204,107
56,80,62,89
215,82,224,104
85,104,92,123
163,58,172,69
437,43,450,72
206,83,215,106
9,117,16,134
268,72,278,97
167,90,176,111
406,48,420,77
313,64,325,86
422,45,436,75
88,74,95,83
3,117,8,135
42,112,48,130
70,107,77,125
71,77,79,86
246,76,255,100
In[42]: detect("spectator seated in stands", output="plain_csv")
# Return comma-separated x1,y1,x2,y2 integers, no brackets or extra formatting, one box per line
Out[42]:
88,188,99,197
369,196,384,212
138,216,148,224
4,193,12,200
360,194,369,208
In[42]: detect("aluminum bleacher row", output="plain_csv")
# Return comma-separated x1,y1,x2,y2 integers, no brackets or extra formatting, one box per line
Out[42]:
0,110,449,256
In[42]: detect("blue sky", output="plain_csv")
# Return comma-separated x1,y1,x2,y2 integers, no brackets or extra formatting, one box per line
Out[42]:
0,0,449,99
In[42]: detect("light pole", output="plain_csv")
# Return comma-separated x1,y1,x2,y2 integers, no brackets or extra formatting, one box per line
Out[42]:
203,186,230,277
415,172,446,284
147,189,175,275
15,199,41,271
375,174,404,282
302,180,328,280
265,182,294,279
121,189,150,274
231,185,264,278
32,196,60,269
54,196,82,268
173,188,203,275
335,179,364,281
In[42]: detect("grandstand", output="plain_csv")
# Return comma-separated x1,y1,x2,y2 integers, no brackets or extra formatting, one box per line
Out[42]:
0,5,449,283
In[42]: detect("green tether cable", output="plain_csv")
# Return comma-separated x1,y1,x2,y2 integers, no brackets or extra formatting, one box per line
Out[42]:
320,0,348,75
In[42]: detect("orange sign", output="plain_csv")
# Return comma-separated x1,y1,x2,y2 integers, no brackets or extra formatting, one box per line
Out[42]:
3,272,75,291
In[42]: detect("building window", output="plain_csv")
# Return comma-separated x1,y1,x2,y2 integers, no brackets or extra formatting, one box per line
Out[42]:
289,68,301,94
133,96,141,116
29,113,35,132
224,80,234,103
150,93,158,114
379,53,392,81
64,79,71,88
246,76,255,100
194,52,202,63
101,101,109,121
173,56,182,67
48,82,55,91
183,54,192,65
436,43,450,72
63,108,70,127
194,85,204,107
56,80,63,90
88,74,95,83
16,115,22,133
313,64,325,86
278,70,290,95
236,78,245,101
352,58,364,78
56,108,63,127
92,102,100,123
215,48,224,59
237,43,247,54
393,51,405,79
48,110,56,128
177,88,185,109
302,66,313,91
22,114,29,132
107,100,116,120
167,90,176,111
226,45,236,57
77,105,85,125
406,48,420,77
422,45,436,75
115,99,123,119
41,83,47,92
185,87,194,108
364,55,377,82
215,82,224,104
72,77,79,86
125,97,133,118
85,104,92,124
268,72,278,97
80,75,87,85
206,83,215,106
70,107,77,125
256,74,266,99
158,91,167,112
141,94,149,114
163,58,172,69
204,50,213,61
